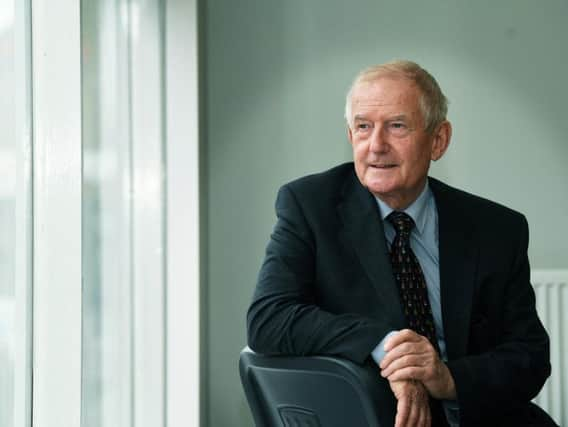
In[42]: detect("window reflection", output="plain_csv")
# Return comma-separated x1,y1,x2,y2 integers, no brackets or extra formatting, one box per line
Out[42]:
82,0,132,425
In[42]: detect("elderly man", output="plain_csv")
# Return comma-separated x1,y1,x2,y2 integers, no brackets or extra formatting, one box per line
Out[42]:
247,60,553,426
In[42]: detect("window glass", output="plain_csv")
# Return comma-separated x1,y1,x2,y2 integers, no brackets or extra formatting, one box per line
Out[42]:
81,1,132,425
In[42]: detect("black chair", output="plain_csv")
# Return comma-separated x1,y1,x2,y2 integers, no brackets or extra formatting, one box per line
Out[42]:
239,347,396,427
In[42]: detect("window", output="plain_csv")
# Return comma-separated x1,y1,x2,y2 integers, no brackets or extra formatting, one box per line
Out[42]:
81,1,133,425
0,2,17,425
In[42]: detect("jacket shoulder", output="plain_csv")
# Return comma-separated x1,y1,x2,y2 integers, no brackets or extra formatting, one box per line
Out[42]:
283,162,355,201
429,177,527,227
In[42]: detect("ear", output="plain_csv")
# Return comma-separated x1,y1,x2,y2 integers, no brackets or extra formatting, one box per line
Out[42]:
430,121,452,161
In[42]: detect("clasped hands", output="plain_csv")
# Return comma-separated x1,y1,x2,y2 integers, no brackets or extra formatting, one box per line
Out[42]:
379,329,456,427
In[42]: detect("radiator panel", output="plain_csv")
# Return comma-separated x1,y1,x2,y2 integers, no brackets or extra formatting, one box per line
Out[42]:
532,269,568,427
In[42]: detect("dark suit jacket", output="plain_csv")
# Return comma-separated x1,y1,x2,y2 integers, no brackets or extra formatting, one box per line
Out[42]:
247,162,551,426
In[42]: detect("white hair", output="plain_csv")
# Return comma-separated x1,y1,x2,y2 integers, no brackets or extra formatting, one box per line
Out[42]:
344,60,448,133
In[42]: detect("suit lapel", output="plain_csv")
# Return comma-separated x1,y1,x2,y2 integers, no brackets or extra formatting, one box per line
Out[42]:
337,171,406,329
430,178,478,361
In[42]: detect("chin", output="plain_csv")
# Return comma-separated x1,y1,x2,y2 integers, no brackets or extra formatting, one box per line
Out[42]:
364,179,397,197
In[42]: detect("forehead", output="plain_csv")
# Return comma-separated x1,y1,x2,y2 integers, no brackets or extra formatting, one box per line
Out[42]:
350,77,421,117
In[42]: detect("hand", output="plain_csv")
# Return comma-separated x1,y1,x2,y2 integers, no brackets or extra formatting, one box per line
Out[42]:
389,379,431,427
380,329,456,400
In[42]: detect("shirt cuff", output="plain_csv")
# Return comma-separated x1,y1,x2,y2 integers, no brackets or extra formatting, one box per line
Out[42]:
370,330,399,365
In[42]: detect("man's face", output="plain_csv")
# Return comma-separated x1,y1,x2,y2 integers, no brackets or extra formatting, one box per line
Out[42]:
347,77,450,209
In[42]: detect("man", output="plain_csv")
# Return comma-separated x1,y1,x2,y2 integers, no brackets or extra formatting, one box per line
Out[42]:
247,60,553,426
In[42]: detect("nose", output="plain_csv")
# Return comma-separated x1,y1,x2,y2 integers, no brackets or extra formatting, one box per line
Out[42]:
369,125,389,153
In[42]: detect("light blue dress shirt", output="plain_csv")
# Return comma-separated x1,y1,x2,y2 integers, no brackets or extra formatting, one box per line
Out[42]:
369,182,460,426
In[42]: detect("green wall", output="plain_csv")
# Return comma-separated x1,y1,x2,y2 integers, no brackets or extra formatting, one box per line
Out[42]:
203,1,568,425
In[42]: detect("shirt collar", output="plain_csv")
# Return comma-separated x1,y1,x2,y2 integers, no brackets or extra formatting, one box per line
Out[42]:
374,181,432,236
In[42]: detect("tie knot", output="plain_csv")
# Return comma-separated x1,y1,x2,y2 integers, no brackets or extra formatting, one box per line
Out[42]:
387,211,415,238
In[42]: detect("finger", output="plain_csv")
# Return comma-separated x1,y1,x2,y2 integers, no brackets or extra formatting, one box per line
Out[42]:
406,394,420,427
380,341,423,369
387,366,424,383
425,405,432,427
395,396,410,427
416,405,425,427
384,329,422,352
416,402,430,427
381,353,424,377
381,336,436,370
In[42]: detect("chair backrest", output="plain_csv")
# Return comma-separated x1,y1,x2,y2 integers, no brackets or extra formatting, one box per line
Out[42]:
239,347,394,427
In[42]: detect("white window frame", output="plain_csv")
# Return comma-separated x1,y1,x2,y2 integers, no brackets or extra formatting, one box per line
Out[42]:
130,0,166,425
164,0,201,425
18,0,201,425
30,0,83,426
14,0,33,426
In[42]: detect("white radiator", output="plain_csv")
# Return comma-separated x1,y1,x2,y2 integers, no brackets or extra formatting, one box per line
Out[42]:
532,269,568,427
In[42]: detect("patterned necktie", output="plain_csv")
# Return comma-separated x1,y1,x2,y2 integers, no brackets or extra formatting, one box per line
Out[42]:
387,211,439,351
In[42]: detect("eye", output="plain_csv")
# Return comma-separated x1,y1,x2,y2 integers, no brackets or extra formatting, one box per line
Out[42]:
390,122,407,129
387,121,411,137
355,122,372,131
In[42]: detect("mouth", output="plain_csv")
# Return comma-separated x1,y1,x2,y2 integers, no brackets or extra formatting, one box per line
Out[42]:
370,163,398,169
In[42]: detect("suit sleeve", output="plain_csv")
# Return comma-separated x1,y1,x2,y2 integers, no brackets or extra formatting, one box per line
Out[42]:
247,184,390,364
446,215,550,423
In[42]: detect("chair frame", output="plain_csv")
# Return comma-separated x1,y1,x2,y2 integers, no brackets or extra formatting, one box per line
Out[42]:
239,347,395,426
